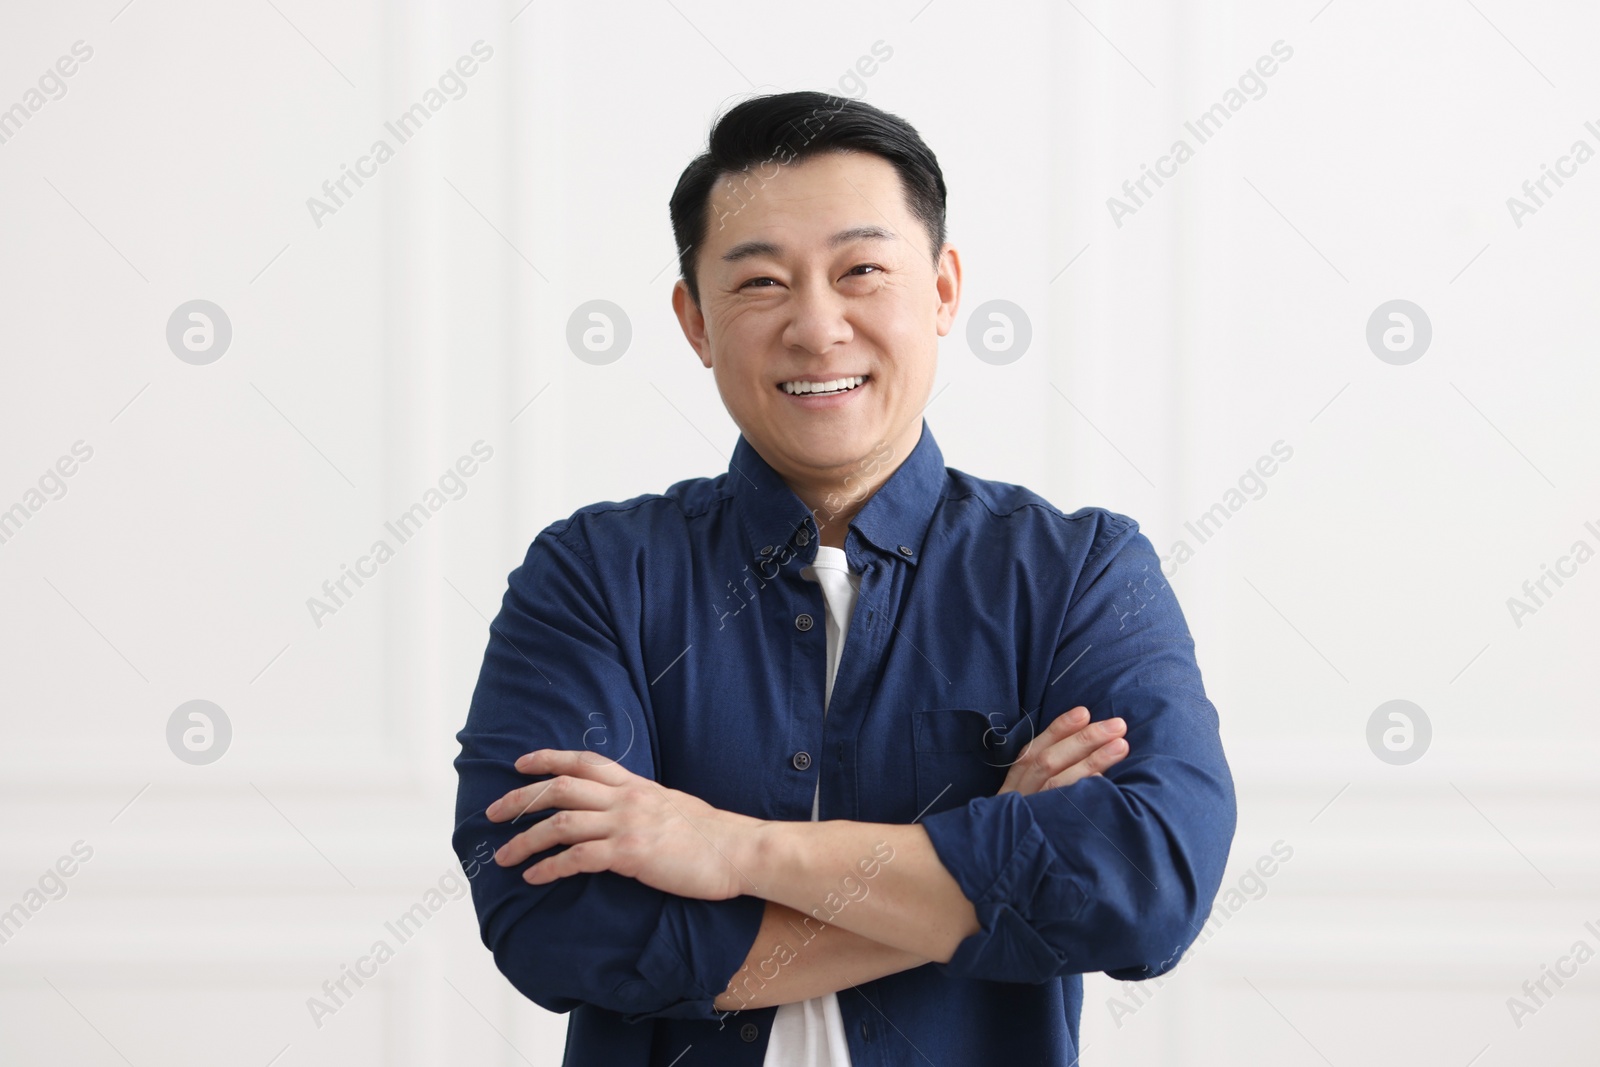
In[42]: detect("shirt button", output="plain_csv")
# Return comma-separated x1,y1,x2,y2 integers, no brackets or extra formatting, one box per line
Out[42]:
740,1022,759,1042
898,545,913,557
760,545,774,556
795,613,814,631
796,529,811,546
792,750,812,771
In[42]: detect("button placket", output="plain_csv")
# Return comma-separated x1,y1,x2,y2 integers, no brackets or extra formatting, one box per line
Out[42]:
784,571,828,818
811,556,886,825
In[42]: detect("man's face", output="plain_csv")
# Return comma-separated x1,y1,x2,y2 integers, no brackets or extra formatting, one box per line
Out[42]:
672,149,960,492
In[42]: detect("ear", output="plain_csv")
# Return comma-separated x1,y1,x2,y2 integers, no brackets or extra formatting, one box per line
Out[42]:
672,279,713,368
933,243,962,337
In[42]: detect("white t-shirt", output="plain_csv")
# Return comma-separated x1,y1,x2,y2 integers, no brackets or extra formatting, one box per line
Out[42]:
763,544,859,1066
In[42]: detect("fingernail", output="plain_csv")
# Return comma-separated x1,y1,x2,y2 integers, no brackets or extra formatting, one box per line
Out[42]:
1069,707,1088,722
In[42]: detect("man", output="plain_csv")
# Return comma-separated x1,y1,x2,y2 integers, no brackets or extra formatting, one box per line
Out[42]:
452,91,1236,1066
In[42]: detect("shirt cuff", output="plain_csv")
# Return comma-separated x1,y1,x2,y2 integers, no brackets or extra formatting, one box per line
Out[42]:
920,790,1087,983
618,893,768,1023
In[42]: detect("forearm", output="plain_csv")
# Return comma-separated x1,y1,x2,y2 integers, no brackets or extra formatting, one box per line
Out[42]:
742,821,979,962
712,900,929,1011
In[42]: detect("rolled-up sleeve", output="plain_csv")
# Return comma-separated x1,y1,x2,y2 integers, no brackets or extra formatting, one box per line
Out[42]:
920,514,1236,985
451,522,766,1022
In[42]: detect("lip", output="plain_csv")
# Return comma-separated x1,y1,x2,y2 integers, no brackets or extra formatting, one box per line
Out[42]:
776,374,870,408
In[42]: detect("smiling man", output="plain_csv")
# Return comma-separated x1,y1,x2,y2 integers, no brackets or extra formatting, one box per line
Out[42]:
452,91,1236,1066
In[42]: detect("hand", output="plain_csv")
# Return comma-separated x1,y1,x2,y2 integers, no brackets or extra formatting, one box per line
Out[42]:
486,749,762,901
996,705,1127,796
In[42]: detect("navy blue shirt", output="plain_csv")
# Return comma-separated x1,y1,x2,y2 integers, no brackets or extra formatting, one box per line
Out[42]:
451,419,1236,1066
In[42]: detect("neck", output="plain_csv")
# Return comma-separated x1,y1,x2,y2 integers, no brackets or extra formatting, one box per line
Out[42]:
812,494,867,549
788,478,877,550
784,435,915,547
778,423,922,550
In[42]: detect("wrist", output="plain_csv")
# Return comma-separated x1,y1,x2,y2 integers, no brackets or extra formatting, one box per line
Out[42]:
741,818,795,904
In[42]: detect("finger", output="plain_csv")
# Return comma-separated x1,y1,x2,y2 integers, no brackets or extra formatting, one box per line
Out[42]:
525,839,615,884
1011,706,1088,765
495,808,610,867
487,774,613,823
1086,735,1129,774
1039,706,1089,744
1000,710,1112,794
514,748,636,785
1033,715,1125,779
1042,737,1129,791
1025,718,1125,792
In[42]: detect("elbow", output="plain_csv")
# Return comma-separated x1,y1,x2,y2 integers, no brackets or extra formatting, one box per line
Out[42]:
1100,896,1209,982
485,921,693,1021
1070,807,1238,983
468,872,733,1023
455,840,591,1015
487,928,584,1015
467,879,631,1017
1101,821,1237,982
477,897,616,1017
970,765,1238,986
1014,894,1195,985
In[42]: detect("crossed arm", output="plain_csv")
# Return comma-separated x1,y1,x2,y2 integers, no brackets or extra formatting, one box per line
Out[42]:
457,520,1235,1020
485,705,1130,1010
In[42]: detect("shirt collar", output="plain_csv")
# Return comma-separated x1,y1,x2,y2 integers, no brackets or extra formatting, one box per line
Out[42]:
727,418,946,572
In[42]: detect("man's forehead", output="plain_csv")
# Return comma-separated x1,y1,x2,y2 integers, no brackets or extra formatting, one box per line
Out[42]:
702,151,912,255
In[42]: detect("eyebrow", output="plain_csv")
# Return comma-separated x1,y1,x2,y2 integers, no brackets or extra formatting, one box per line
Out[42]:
720,225,897,264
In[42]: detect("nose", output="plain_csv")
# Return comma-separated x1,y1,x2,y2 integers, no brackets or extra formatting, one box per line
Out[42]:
781,278,853,356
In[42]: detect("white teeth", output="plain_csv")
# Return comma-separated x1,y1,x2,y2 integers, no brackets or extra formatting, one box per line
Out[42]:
780,375,866,396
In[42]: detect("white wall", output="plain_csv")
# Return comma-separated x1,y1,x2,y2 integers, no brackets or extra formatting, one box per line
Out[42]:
1,1,1596,1063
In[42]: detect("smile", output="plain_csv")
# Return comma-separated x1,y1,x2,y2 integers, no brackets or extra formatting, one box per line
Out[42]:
778,374,868,397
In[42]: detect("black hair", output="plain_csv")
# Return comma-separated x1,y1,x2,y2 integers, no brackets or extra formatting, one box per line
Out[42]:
668,90,948,307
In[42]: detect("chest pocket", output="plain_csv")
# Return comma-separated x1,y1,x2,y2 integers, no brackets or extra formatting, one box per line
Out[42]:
912,706,1024,819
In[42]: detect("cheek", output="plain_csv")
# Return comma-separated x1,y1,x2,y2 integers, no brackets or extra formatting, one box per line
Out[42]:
708,352,767,407
879,287,935,336
712,303,781,354
872,308,935,369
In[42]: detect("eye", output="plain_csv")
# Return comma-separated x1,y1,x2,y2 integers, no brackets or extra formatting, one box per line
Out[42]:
846,264,884,278
740,276,779,289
